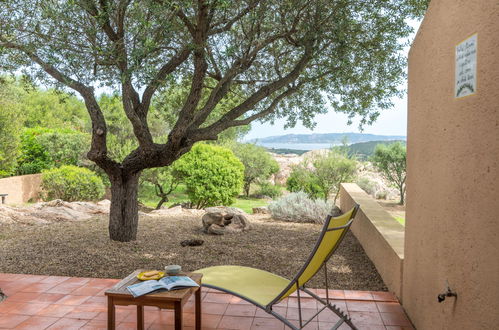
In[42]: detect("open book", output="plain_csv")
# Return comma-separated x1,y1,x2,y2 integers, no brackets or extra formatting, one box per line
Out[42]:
127,276,199,298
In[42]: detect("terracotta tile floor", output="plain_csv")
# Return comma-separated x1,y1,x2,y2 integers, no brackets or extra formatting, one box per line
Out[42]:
0,273,414,329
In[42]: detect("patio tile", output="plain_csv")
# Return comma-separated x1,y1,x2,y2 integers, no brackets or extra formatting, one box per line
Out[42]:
218,315,254,330
380,312,413,327
254,306,286,318
116,322,138,329
39,276,71,285
287,297,317,309
346,300,378,312
316,309,343,323
35,304,76,318
20,283,58,293
376,301,405,313
31,293,66,304
0,313,30,328
61,277,91,286
202,302,228,315
203,292,233,304
286,307,319,321
230,295,253,305
343,290,374,301
64,305,105,319
46,317,90,329
371,291,398,302
224,304,257,317
81,296,107,307
45,283,82,295
5,292,42,302
349,311,384,326
3,301,50,315
81,318,107,329
54,294,91,305
71,286,104,296
250,317,285,329
13,315,59,329
289,319,319,329
385,326,415,330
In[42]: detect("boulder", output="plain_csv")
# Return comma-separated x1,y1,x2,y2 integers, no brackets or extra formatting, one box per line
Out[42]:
202,208,250,235
252,206,270,214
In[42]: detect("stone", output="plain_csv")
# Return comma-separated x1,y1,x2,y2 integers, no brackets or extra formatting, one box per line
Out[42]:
202,208,250,235
252,206,270,214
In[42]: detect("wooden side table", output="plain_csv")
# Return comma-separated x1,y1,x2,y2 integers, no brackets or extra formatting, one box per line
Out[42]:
105,270,202,330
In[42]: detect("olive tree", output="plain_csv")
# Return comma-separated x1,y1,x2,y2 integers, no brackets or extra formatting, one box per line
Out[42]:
0,0,427,241
230,143,279,196
371,142,407,205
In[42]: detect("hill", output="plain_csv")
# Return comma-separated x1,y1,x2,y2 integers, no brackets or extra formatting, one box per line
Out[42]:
253,132,406,144
345,140,406,160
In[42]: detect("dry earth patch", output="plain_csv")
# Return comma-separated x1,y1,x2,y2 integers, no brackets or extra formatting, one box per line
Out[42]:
0,213,386,291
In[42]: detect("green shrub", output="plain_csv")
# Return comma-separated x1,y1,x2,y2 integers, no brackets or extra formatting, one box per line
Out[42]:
356,177,376,196
286,165,323,199
41,165,105,202
16,127,89,175
255,182,282,199
268,192,333,224
172,144,244,208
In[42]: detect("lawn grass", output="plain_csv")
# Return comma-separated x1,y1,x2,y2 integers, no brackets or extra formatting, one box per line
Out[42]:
138,182,269,213
395,216,405,225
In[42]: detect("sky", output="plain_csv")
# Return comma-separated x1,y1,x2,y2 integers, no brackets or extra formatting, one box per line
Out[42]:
245,20,422,141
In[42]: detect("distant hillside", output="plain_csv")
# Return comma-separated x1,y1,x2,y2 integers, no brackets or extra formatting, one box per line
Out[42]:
345,140,406,160
253,132,406,144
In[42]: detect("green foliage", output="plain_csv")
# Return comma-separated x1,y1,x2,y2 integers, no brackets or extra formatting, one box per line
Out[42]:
287,165,323,199
172,144,244,209
229,143,279,196
0,79,22,176
287,150,357,202
140,167,180,209
371,142,407,204
16,128,53,175
255,182,282,199
16,127,89,175
334,140,406,161
41,165,105,202
313,150,357,203
355,177,377,196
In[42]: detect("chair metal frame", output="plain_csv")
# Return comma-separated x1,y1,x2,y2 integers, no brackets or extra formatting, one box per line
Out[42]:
202,204,360,330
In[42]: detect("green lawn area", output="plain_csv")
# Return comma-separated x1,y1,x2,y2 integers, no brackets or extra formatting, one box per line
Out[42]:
138,182,269,214
395,216,405,226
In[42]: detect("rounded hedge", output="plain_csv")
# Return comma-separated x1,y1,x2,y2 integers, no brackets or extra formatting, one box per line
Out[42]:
41,165,105,202
172,144,244,208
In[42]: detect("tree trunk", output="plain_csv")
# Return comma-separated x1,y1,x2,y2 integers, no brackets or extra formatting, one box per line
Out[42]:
155,197,168,210
399,184,405,205
244,182,251,197
109,172,141,242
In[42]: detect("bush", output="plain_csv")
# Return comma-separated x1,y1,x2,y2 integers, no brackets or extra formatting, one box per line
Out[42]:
356,177,376,196
41,165,105,202
172,144,244,208
255,182,282,199
268,192,333,224
286,165,323,199
16,127,89,175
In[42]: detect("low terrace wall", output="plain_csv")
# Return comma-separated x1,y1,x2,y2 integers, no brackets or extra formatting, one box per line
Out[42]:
0,174,42,205
339,183,405,301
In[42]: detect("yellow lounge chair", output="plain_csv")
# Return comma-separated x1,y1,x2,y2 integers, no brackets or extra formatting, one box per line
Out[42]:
196,205,359,330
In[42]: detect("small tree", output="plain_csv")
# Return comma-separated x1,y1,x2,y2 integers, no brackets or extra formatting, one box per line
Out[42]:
230,143,279,196
141,167,179,210
287,165,323,199
371,142,407,205
313,150,357,203
172,144,244,209
287,150,356,202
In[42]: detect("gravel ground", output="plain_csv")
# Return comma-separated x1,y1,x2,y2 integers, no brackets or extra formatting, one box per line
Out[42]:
0,214,387,291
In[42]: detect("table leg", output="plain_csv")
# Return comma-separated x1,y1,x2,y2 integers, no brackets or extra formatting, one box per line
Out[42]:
174,301,183,330
137,305,144,330
195,287,202,330
107,296,115,330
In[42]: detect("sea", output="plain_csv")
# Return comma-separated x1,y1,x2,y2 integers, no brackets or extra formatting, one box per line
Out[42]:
254,142,337,151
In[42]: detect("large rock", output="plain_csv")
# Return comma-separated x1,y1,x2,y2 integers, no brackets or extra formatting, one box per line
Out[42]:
202,207,250,235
